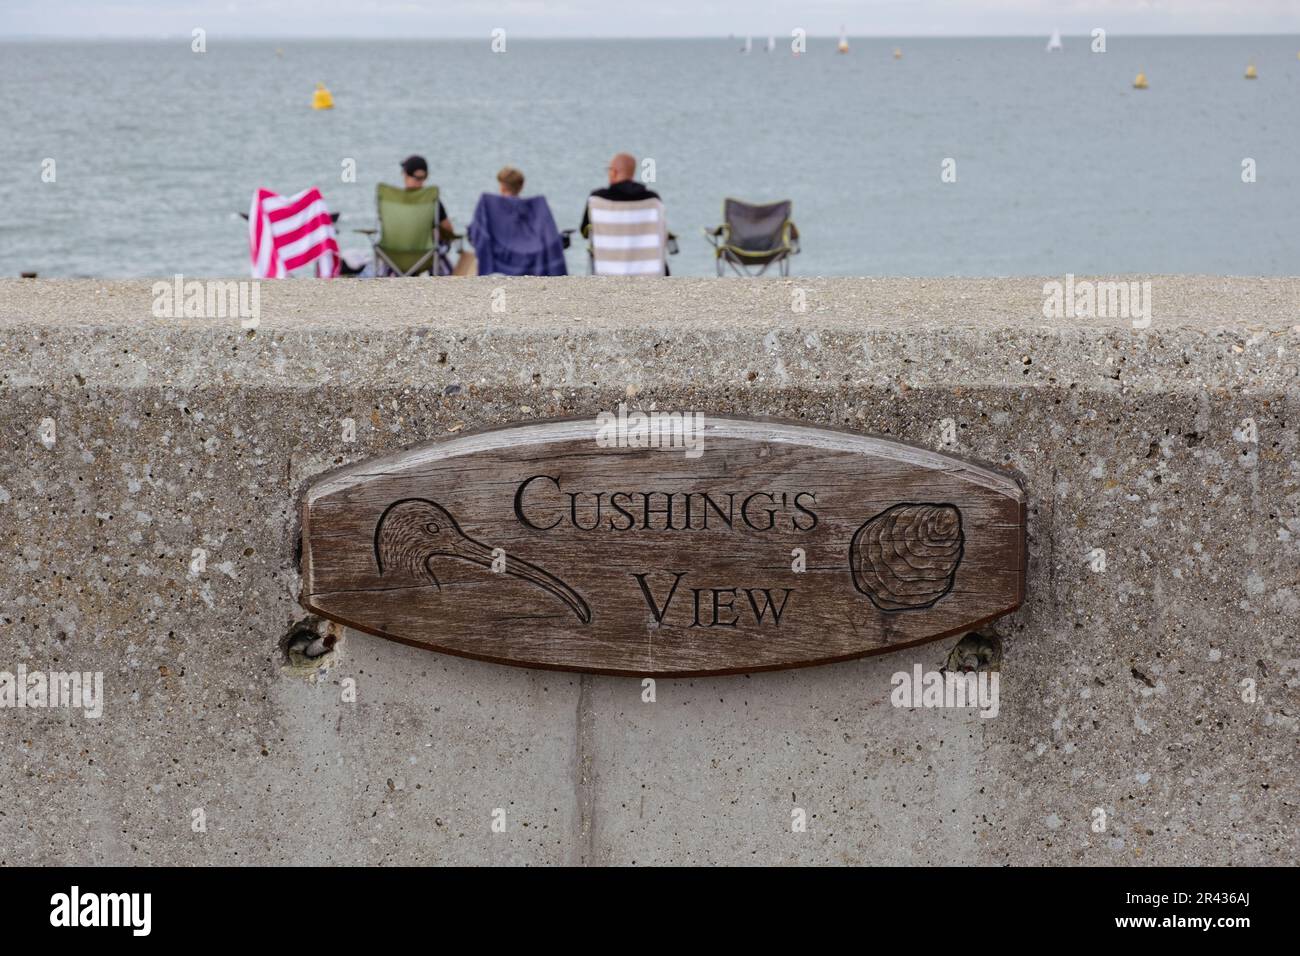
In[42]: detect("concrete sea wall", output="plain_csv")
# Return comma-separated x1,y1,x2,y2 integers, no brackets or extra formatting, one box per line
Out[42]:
0,277,1296,865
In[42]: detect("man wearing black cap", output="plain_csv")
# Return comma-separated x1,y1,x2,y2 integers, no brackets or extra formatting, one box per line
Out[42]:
401,155,454,240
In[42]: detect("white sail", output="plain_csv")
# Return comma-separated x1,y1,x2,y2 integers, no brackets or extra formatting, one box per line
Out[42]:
742,35,752,54
766,36,775,53
837,27,849,54
1047,30,1062,51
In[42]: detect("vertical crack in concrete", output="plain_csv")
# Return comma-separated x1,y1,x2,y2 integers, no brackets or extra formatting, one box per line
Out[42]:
572,673,597,865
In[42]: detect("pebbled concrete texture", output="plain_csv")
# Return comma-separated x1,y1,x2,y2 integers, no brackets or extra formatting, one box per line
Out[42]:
0,276,1296,866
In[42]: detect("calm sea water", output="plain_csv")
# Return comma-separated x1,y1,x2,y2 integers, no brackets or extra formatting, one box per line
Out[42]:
1,36,1297,278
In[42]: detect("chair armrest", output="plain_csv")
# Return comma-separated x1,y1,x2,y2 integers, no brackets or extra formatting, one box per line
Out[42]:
702,224,727,250
560,228,575,250
353,227,378,236
243,212,339,222
666,235,679,256
785,221,801,254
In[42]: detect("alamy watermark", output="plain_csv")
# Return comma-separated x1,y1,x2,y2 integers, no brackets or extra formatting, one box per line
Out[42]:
595,403,705,459
50,886,150,936
890,663,999,718
0,665,103,719
1042,274,1152,329
151,274,260,326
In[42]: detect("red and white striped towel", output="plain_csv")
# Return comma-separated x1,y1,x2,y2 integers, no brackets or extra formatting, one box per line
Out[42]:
248,187,341,278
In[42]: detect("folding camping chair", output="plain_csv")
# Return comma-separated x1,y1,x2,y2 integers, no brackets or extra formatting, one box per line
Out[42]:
355,183,462,276
240,206,362,275
579,196,677,276
704,198,800,276
467,193,567,276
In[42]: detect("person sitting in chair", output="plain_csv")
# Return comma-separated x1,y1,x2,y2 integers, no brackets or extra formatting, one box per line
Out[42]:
578,153,660,237
466,166,567,276
579,153,671,274
401,154,454,240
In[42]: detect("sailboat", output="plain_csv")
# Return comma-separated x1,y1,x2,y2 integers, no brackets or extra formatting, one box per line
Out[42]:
837,28,849,54
741,36,752,54
766,36,776,53
1046,30,1062,52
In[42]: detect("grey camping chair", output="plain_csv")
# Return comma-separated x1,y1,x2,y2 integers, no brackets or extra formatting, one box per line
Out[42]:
704,198,800,276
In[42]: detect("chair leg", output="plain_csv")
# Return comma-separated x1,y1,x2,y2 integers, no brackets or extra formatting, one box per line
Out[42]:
399,250,435,277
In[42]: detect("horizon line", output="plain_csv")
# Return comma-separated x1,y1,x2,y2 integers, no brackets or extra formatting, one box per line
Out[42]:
2,30,1299,41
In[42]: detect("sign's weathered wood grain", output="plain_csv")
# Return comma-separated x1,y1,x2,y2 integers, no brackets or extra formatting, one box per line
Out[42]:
300,417,1025,676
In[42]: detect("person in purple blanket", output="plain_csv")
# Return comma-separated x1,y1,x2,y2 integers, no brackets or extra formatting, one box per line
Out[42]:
466,167,567,276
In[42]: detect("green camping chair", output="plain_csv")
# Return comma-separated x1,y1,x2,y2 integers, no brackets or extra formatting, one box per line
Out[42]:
356,183,461,276
704,198,800,276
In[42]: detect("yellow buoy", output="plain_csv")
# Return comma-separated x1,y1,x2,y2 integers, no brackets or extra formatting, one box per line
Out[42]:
1245,63,1257,79
312,83,334,110
1133,72,1148,89
893,47,902,59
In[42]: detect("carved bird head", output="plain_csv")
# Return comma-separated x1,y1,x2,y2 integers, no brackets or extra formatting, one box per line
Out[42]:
374,498,590,623
374,498,464,585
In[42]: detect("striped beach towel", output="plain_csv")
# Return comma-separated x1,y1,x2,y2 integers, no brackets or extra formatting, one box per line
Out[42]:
248,187,341,278
587,196,668,276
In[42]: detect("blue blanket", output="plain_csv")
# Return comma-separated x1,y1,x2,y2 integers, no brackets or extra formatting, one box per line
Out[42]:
467,194,568,276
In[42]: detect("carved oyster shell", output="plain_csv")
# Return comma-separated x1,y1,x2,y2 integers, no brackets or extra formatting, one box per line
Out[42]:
850,503,964,611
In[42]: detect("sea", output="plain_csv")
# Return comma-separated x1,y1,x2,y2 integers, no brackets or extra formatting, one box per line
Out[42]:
1,35,1297,278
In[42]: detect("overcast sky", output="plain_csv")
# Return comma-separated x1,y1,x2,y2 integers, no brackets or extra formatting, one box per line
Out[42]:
2,0,1298,38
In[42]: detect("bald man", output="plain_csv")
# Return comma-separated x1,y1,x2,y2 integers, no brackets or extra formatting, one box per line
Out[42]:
579,152,662,239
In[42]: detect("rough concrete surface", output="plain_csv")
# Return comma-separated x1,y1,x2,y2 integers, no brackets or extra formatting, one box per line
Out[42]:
0,276,1296,865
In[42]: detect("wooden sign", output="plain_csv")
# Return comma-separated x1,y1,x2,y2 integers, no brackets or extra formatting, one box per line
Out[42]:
299,417,1025,676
